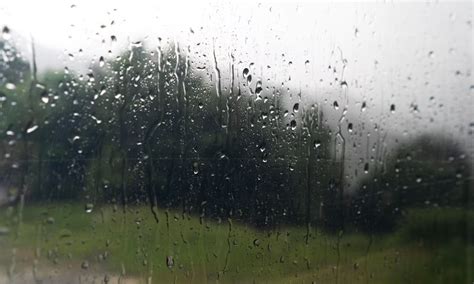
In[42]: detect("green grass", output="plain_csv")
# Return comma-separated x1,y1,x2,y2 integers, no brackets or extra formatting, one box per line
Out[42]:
0,203,472,283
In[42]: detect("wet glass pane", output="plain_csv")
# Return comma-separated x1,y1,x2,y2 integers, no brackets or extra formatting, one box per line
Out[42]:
0,2,472,283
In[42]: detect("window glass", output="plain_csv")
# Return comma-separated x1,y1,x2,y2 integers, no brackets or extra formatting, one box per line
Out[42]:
0,1,472,283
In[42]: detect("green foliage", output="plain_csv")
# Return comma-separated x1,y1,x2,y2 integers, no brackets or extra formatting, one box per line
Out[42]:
0,40,339,229
351,134,471,232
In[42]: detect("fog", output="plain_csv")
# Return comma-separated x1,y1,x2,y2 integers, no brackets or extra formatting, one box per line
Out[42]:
1,1,472,188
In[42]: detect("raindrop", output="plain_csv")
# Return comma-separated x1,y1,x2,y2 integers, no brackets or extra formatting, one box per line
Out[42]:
166,256,174,268
416,177,422,183
99,56,105,67
361,102,367,112
247,74,252,84
0,92,6,102
253,239,261,246
390,104,396,113
41,91,49,103
255,81,263,95
333,101,339,110
314,140,321,149
87,73,95,82
364,163,369,174
243,68,249,78
110,35,117,42
85,203,94,213
26,125,38,134
81,261,89,270
293,103,299,113
5,83,16,90
2,26,10,40
290,120,297,130
347,123,353,133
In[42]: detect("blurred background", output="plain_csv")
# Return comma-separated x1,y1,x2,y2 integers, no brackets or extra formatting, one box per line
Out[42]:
0,1,472,283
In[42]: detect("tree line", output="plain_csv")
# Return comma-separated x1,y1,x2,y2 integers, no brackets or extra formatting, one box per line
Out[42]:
0,39,471,232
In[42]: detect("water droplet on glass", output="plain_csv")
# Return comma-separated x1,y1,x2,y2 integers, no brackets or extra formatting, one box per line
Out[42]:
364,163,369,174
5,83,16,90
290,120,297,130
87,73,95,82
99,56,105,67
314,140,321,149
333,101,339,110
390,104,396,113
243,68,249,78
293,103,299,113
27,125,38,134
354,262,359,270
255,81,263,95
2,26,10,40
81,261,89,270
41,91,49,103
166,256,174,268
347,123,353,133
85,203,94,213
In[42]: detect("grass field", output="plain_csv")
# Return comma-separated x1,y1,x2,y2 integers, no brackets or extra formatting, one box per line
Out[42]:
0,203,472,283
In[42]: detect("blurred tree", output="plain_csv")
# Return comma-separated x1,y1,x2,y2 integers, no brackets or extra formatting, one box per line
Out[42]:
350,135,472,232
